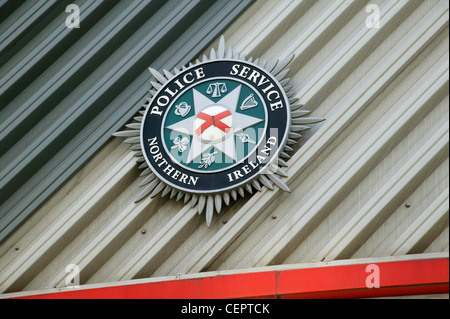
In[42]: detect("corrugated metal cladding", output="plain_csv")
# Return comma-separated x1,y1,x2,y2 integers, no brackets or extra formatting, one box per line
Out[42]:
0,0,253,244
0,0,448,294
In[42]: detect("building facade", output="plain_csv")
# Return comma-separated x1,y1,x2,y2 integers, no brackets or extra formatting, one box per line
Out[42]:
0,0,448,299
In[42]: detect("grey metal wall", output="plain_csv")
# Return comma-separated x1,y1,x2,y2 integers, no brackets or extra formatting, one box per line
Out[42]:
0,0,448,295
0,0,253,243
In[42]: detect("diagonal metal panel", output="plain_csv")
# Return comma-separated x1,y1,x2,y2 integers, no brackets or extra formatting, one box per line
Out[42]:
0,0,254,244
0,0,447,295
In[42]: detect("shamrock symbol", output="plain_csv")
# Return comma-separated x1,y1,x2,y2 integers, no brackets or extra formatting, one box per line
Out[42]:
171,136,189,153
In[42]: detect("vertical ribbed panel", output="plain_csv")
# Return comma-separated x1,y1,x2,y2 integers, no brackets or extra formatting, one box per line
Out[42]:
0,0,448,295
0,0,253,243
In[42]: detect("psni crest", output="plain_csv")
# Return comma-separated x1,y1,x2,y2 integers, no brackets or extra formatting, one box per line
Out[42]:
113,36,324,226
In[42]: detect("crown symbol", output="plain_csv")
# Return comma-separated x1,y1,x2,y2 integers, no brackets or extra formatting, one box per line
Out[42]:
240,93,258,111
174,101,191,117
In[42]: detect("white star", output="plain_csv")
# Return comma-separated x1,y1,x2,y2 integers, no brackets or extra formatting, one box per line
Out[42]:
165,85,263,166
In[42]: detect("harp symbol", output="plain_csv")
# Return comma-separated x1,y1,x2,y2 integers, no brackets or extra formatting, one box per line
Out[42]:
240,93,258,111
206,82,227,98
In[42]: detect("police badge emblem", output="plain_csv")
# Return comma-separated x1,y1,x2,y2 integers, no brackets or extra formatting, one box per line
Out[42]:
113,36,323,226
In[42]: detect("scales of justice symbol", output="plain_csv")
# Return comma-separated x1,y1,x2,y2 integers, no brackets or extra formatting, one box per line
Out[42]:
206,82,227,98
166,84,263,169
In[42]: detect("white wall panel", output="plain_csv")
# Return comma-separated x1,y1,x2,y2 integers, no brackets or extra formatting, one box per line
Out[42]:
0,0,448,294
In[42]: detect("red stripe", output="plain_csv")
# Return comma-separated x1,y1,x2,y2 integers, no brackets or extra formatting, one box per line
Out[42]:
277,258,449,298
10,257,449,299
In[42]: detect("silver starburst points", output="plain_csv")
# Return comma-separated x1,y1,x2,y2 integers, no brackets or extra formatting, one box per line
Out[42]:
113,36,324,226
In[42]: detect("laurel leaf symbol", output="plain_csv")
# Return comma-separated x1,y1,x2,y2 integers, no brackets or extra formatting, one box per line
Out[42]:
199,151,218,169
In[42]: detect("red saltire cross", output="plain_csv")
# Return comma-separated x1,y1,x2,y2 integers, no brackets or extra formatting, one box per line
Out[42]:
195,110,232,135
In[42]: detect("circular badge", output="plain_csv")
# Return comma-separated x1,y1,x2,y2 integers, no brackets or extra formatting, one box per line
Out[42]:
140,60,290,194
113,36,325,225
